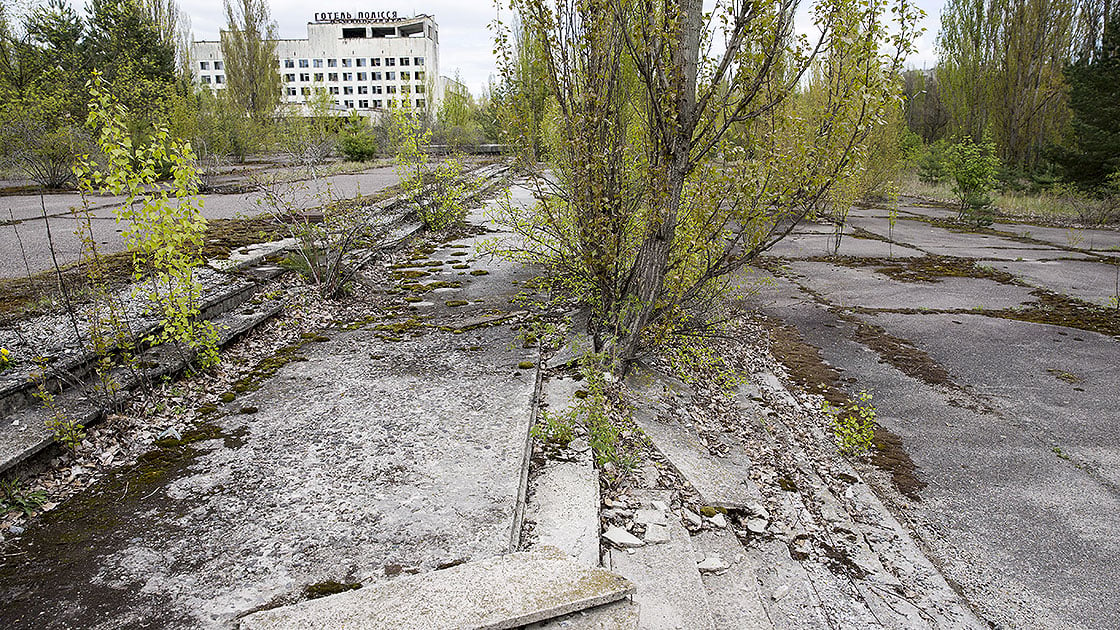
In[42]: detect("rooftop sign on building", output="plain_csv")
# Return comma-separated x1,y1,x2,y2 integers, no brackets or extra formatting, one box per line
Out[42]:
313,11,405,23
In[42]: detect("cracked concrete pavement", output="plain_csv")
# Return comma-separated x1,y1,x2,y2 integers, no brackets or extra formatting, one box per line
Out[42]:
744,201,1120,629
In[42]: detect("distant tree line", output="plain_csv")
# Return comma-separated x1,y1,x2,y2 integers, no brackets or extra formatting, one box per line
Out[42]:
903,0,1119,190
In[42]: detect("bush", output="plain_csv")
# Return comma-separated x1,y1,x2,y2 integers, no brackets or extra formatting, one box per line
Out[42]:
0,118,88,189
917,139,950,184
947,139,1000,226
338,113,382,161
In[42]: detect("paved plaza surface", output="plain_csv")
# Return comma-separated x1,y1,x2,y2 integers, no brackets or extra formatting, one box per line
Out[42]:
0,167,400,280
743,201,1120,629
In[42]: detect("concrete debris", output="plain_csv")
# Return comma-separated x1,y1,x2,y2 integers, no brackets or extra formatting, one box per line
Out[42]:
696,556,731,574
682,509,703,530
603,527,645,549
708,513,727,529
643,524,671,545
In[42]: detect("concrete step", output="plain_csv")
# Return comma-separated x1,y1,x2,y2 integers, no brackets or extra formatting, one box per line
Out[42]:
690,528,775,630
525,598,639,629
627,367,764,510
526,376,601,567
238,547,635,630
0,293,285,473
606,491,716,630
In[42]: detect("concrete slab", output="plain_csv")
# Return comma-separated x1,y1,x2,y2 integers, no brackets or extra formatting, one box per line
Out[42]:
783,260,1037,311
988,259,1120,305
767,232,926,259
989,222,1120,253
530,459,601,567
607,492,715,630
691,529,774,630
239,547,635,630
525,599,639,629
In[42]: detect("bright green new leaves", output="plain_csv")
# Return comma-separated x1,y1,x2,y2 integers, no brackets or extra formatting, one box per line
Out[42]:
73,71,219,368
392,109,475,230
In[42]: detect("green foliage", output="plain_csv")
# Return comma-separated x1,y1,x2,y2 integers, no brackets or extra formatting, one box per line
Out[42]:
530,409,576,446
0,478,48,517
1055,15,1120,188
947,139,1001,225
278,89,337,167
74,71,219,367
393,108,475,230
917,140,951,184
338,112,382,161
822,390,877,455
220,0,282,121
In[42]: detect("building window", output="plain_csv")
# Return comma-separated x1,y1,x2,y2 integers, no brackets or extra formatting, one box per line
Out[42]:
356,58,366,67
386,71,396,80
284,59,295,68
359,99,369,108
357,85,368,94
301,87,311,96
214,75,224,84
372,85,382,94
416,99,426,108
387,85,397,94
344,99,354,108
201,75,211,84
415,84,425,93
299,72,310,82
342,72,353,81
372,72,382,81
313,59,323,68
371,58,381,66
200,61,210,70
286,87,296,96
314,73,324,81
328,72,338,81
299,59,309,68
416,71,425,80
329,86,340,95
357,72,367,81
414,57,424,66
387,99,396,108
214,61,222,70
399,57,409,66
285,73,296,82
328,59,337,67
343,86,354,95
372,99,382,108
385,57,395,66
401,71,410,81
402,85,411,94
342,58,352,67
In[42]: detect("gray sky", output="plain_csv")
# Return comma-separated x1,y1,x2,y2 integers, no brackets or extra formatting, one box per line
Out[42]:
185,0,945,97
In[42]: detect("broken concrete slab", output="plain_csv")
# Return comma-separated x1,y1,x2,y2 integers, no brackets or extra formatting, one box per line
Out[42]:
525,598,639,629
207,238,299,272
603,527,644,549
629,374,763,510
691,529,773,630
530,460,601,566
239,547,635,630
608,492,715,630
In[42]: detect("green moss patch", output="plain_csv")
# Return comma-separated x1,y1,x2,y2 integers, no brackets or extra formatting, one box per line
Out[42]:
303,580,361,600
470,270,490,276
446,300,469,307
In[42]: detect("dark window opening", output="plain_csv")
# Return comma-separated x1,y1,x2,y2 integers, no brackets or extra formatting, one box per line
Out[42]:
342,27,367,39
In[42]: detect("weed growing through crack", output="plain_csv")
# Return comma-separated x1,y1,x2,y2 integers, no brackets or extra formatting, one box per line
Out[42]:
530,409,575,446
822,390,877,455
0,478,47,517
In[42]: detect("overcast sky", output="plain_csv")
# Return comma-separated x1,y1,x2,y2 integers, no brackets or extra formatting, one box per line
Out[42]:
185,0,945,97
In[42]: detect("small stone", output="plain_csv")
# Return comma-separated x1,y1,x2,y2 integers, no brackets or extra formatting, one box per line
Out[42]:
603,526,645,548
745,502,771,520
569,437,590,453
747,518,769,535
8,526,24,535
643,524,671,544
709,513,728,528
697,556,731,574
650,500,669,512
682,509,703,529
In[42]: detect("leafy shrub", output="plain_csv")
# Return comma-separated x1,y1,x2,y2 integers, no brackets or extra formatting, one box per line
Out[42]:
822,390,877,455
338,112,382,161
917,139,950,184
947,139,1001,226
0,479,47,517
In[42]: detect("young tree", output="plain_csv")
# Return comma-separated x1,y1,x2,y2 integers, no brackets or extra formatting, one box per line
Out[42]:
1058,12,1120,186
493,0,919,370
220,0,281,121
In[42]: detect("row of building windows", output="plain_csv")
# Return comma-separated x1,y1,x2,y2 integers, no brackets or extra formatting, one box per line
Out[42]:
285,84,425,96
279,57,425,68
200,57,424,71
201,74,224,84
281,70,425,82
336,98,426,110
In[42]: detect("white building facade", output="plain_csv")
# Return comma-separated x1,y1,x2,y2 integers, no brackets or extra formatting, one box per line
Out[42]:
191,12,441,115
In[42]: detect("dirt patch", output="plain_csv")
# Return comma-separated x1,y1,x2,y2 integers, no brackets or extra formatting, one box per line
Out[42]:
762,315,928,500
871,425,927,500
848,318,953,387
